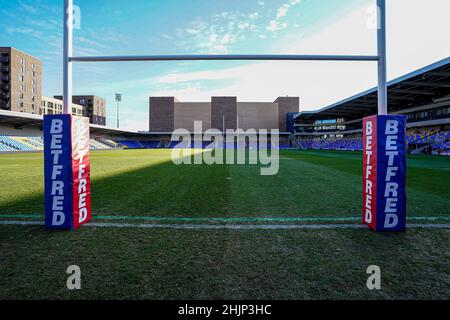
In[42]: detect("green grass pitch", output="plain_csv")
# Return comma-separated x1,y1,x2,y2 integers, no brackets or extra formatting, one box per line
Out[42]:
0,149,449,299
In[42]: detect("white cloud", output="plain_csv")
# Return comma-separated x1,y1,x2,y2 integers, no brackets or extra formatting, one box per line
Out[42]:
267,20,288,32
209,34,218,43
277,4,290,19
238,22,250,30
175,10,261,53
150,0,450,111
249,12,259,20
268,0,302,32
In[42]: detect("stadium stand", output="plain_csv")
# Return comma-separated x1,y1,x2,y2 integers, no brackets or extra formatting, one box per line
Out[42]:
90,139,114,150
294,57,450,156
117,140,145,149
140,141,161,149
297,127,449,155
298,138,363,151
0,136,39,151
0,135,116,152
0,58,449,155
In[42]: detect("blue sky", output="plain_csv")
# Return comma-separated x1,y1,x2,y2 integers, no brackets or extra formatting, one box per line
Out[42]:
1,0,449,130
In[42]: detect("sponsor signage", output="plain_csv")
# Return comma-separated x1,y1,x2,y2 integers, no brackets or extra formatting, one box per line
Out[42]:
44,114,92,230
363,115,407,232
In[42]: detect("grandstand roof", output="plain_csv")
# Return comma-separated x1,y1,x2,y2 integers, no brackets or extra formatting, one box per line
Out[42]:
295,57,450,120
0,110,145,137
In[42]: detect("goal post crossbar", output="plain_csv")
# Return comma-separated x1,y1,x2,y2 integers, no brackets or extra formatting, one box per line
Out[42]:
63,0,387,114
69,55,380,62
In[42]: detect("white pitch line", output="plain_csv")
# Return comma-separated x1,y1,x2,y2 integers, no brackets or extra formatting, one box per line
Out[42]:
0,221,450,230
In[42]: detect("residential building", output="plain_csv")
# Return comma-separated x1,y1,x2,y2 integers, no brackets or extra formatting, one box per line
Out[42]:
55,95,106,126
0,47,42,115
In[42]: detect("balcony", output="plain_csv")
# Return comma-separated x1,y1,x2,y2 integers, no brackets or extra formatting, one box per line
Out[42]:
0,95,9,103
1,75,9,82
1,66,9,73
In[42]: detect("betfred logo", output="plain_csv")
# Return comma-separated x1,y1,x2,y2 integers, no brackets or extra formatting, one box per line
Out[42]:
71,116,92,228
362,115,407,232
47,118,69,227
363,116,377,229
383,120,401,228
44,115,92,230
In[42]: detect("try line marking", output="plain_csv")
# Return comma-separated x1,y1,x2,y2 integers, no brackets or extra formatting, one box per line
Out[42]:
0,221,449,230
0,214,449,223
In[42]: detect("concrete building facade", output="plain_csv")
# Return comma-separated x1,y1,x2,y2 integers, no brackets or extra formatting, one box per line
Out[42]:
211,97,237,131
41,96,84,117
149,96,299,133
54,95,106,126
149,97,175,132
0,47,42,115
174,102,211,132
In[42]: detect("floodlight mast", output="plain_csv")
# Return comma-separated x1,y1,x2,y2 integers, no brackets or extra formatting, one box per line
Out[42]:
63,0,388,115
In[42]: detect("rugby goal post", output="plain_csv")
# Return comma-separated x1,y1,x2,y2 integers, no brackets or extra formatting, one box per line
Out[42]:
42,0,406,231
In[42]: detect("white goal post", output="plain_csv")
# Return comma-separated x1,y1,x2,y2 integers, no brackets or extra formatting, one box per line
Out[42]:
62,0,388,116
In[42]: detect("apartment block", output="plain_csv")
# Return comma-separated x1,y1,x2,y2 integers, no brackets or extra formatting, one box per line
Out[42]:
41,96,84,117
54,95,106,126
0,47,42,115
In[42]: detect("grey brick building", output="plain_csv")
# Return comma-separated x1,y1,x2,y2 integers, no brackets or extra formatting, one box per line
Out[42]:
149,96,299,132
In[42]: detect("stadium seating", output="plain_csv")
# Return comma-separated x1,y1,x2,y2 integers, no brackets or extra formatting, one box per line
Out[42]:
117,140,144,149
1,128,447,155
0,136,41,152
90,139,114,150
140,141,161,149
297,127,449,154
407,129,449,145
278,141,292,150
298,138,363,151
0,136,117,152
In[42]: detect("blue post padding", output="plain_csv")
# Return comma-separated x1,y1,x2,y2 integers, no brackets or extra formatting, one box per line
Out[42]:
375,115,407,232
43,114,74,230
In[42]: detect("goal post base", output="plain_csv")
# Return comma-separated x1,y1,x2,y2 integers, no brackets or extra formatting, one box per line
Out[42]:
43,114,92,230
363,115,407,232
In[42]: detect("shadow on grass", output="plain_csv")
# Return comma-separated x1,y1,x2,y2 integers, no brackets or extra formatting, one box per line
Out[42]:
0,150,256,217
